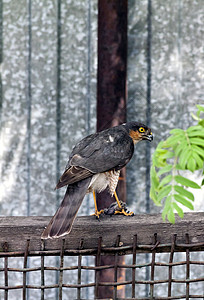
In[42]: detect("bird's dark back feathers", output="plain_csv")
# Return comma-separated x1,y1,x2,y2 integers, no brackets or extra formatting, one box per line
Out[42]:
68,126,134,174
56,122,150,189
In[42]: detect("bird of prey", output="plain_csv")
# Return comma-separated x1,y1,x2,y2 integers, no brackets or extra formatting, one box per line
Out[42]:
41,122,153,239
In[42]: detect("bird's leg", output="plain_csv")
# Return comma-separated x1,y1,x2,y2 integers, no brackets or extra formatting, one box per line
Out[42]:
113,191,122,209
92,190,104,218
113,191,134,216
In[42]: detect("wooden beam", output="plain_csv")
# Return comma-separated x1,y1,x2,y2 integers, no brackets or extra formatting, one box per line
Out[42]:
0,213,204,254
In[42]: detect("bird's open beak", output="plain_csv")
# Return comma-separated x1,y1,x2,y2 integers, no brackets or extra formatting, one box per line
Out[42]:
143,133,153,141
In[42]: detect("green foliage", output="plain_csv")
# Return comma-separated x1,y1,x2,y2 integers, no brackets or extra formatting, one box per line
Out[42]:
150,105,204,223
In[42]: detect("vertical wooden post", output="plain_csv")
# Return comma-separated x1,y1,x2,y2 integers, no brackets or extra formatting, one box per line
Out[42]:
96,0,127,298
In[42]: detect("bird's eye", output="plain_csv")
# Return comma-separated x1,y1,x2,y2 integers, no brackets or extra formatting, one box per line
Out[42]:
139,127,145,133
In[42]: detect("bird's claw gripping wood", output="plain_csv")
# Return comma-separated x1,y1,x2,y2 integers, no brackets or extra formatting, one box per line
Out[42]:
114,209,134,216
113,200,134,216
104,200,134,216
91,209,104,219
113,191,134,216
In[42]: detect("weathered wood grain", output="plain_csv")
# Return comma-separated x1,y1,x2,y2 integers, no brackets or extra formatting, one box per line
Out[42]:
0,213,204,254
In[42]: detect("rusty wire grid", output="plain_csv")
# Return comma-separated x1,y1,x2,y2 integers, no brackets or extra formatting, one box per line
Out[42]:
0,232,204,300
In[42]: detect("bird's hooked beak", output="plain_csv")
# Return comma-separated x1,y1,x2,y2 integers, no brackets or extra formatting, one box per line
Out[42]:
143,132,153,142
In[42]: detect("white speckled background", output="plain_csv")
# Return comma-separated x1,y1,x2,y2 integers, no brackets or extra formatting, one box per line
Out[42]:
0,0,203,299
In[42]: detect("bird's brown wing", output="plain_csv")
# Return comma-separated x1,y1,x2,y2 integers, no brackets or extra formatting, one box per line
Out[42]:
55,165,93,189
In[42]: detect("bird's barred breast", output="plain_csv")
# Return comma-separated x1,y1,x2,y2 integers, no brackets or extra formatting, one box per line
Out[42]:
106,170,120,196
88,170,120,196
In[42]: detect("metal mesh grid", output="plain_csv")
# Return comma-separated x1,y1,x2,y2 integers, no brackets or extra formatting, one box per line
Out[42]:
1,233,204,299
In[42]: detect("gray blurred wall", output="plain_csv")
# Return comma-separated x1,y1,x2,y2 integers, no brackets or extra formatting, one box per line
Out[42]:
0,1,203,299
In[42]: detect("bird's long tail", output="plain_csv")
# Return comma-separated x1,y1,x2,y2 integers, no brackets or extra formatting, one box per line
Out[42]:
41,177,92,239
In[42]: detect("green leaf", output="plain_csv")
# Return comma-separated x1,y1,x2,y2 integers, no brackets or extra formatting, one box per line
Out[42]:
152,152,157,165
155,149,169,154
150,166,159,189
172,202,184,218
174,185,194,201
157,141,166,149
176,164,183,170
167,208,175,224
190,138,204,147
199,119,204,127
187,125,203,132
157,164,173,176
188,131,204,138
165,135,183,147
175,143,187,157
158,175,172,189
187,156,196,172
179,148,192,169
191,145,204,158
191,112,200,121
170,128,184,135
192,151,204,169
161,151,174,159
162,196,171,221
174,194,194,210
196,104,204,112
157,185,171,202
175,175,201,189
150,186,160,205
152,152,166,168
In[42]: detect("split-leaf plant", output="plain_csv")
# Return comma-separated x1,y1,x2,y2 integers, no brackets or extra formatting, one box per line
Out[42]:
150,105,204,223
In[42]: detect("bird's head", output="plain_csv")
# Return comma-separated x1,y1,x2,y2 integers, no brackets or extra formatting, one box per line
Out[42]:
123,122,153,144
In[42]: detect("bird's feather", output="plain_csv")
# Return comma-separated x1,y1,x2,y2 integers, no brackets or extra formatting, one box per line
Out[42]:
41,177,92,239
55,165,93,189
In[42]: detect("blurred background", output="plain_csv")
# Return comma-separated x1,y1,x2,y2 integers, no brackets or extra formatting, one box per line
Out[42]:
0,0,203,299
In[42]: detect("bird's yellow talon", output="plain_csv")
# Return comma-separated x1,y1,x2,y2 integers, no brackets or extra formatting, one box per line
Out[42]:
92,209,104,218
114,209,134,216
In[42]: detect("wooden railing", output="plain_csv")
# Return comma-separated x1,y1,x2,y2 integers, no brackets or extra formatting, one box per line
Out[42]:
0,213,204,299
